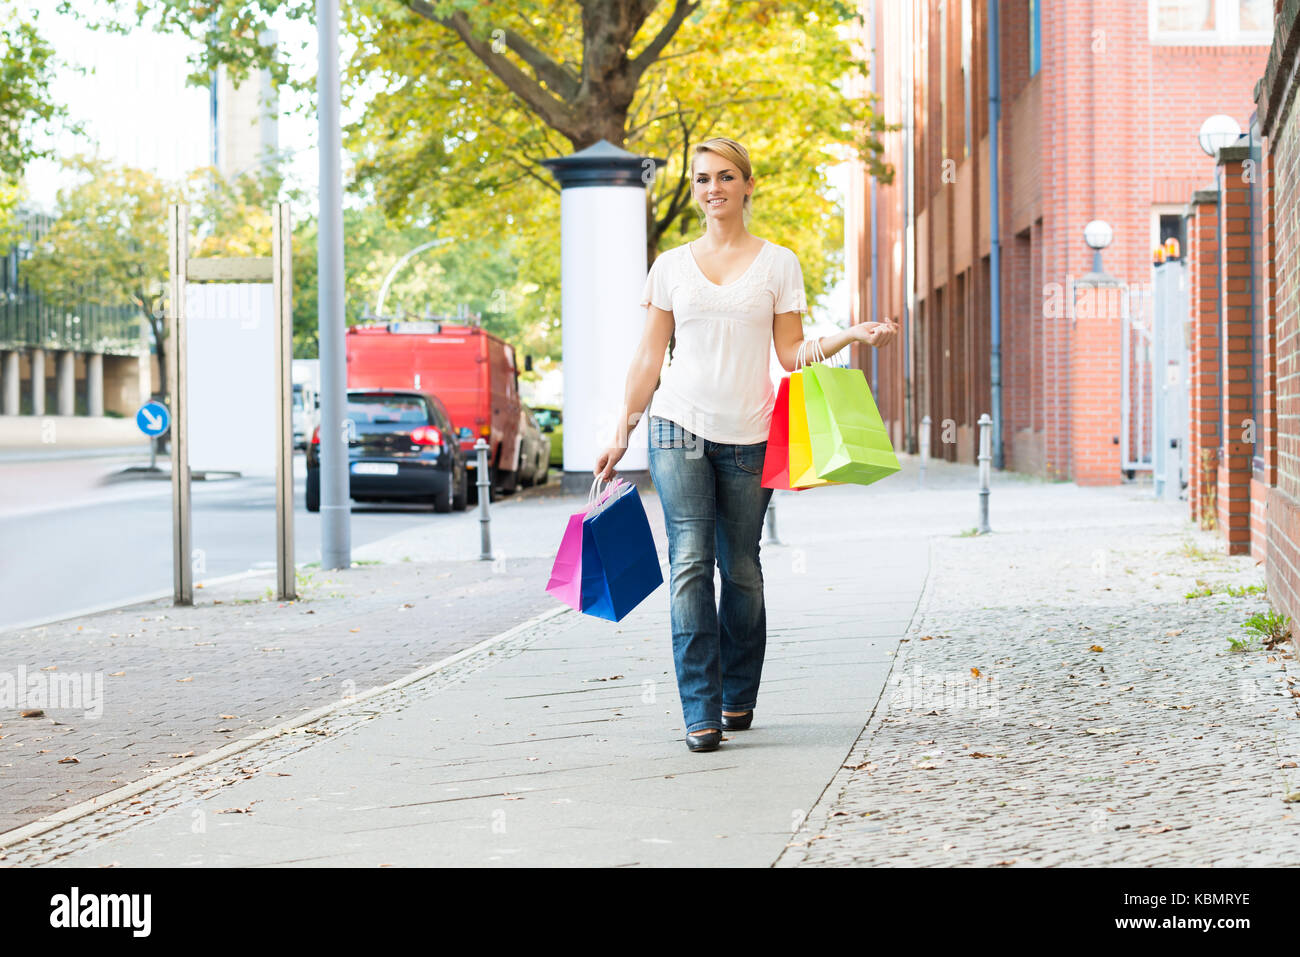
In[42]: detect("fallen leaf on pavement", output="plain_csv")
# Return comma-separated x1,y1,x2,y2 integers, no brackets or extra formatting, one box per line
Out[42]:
220,714,237,720
968,752,994,759
176,676,192,683
1278,761,1298,769
1140,825,1172,834
971,667,981,678
109,672,124,677
171,751,195,759
1166,629,1183,637
20,710,44,718
1090,645,1105,653
40,665,57,672
1086,727,1123,735
57,756,79,764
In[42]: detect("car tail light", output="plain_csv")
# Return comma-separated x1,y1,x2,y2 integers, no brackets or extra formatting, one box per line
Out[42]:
311,425,320,445
410,425,443,446
479,425,491,437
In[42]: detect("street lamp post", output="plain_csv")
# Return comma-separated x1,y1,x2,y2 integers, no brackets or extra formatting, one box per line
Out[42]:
317,0,349,570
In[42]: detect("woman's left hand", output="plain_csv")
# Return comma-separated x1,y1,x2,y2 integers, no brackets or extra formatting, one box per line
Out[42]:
852,319,900,348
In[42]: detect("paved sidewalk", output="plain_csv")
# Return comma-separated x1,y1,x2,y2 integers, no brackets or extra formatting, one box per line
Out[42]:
4,454,1293,866
0,475,937,866
780,496,1300,866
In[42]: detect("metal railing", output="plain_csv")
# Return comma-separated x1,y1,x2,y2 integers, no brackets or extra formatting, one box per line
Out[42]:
0,212,146,355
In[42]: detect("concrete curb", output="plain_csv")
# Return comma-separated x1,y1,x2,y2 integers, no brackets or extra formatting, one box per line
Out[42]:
771,536,936,868
0,601,573,853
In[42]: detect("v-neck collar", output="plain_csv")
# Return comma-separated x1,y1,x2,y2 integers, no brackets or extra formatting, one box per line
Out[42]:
686,239,769,288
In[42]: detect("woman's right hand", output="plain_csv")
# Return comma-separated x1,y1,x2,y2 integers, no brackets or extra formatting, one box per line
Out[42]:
594,443,627,483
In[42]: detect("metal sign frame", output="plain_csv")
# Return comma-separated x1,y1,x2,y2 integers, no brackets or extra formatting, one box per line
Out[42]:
167,202,296,605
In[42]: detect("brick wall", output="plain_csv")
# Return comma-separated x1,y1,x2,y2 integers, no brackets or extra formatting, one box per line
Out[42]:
1260,0,1300,627
859,0,1268,483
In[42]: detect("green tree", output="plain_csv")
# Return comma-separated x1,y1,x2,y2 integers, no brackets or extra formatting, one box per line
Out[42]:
290,206,542,359
21,159,281,402
0,11,70,239
73,0,891,328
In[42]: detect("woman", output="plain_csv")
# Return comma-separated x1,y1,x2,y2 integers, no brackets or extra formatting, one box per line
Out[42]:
594,137,898,753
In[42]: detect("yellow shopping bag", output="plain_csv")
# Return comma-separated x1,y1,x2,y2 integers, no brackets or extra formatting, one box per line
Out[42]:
787,370,838,489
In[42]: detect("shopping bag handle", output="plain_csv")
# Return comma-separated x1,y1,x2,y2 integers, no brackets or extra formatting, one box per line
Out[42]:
795,337,828,371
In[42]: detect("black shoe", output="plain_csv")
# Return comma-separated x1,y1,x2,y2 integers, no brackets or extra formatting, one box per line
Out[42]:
721,710,753,731
685,729,722,752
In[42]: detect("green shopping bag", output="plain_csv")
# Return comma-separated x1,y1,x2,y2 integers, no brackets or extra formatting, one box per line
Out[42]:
801,362,900,486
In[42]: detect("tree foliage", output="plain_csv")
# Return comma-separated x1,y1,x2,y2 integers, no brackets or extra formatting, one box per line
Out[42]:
20,160,281,401
0,10,71,237
58,0,892,352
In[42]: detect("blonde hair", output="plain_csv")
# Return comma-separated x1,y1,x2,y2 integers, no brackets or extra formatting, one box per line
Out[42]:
691,137,754,228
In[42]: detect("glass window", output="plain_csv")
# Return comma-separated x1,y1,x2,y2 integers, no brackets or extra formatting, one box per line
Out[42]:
346,394,431,431
1151,0,1272,43
1239,0,1271,31
1030,0,1041,76
1157,0,1215,31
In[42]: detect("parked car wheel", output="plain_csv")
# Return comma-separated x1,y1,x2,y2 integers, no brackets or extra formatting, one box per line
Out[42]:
306,469,320,512
431,482,453,513
499,452,520,495
452,466,468,511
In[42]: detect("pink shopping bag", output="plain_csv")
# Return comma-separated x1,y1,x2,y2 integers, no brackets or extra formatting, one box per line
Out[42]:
545,478,626,610
545,510,588,609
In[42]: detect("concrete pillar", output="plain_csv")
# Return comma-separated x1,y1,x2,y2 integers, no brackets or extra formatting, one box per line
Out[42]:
0,350,16,415
30,347,45,415
57,349,76,416
87,351,104,417
539,140,662,494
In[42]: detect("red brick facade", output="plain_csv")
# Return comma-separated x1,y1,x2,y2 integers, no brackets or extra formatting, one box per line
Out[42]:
1257,0,1300,622
855,1,1269,484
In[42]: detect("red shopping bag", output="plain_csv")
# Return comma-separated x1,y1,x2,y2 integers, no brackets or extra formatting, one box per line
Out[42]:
762,376,794,490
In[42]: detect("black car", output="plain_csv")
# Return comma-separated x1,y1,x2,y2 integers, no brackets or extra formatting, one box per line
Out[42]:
306,389,470,513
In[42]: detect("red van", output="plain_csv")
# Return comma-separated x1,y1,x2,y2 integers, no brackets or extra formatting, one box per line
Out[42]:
346,320,523,500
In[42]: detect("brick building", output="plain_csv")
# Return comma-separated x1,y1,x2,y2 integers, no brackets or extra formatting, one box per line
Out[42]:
1178,1,1300,623
848,0,1272,483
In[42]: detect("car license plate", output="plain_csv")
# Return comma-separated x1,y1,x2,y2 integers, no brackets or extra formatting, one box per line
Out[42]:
352,462,398,476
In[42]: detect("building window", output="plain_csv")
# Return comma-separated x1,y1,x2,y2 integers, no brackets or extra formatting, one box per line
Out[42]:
939,0,947,161
1150,0,1273,44
1029,0,1041,76
961,0,972,159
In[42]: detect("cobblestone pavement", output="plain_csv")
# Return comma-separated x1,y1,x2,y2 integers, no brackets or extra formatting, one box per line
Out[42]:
779,519,1300,866
0,556,555,835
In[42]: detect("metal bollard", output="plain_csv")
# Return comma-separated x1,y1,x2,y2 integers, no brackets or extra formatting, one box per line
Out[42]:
977,413,992,534
475,438,492,560
764,494,781,545
919,414,931,486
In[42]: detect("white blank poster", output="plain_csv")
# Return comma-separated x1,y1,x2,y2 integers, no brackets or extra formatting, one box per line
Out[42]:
185,283,276,477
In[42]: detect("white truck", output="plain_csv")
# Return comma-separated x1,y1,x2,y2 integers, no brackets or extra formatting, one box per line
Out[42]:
292,359,320,450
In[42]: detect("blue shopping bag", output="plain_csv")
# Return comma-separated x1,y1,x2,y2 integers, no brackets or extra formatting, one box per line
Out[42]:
579,482,663,622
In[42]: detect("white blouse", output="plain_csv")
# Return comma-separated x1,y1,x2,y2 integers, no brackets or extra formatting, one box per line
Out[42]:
639,239,808,446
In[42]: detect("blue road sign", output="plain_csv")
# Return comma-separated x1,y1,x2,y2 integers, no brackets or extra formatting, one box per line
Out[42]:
136,401,170,437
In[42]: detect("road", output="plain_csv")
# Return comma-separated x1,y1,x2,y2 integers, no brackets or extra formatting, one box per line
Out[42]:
0,449,501,633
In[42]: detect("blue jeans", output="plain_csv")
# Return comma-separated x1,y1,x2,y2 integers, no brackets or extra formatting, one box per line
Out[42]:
647,415,774,734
